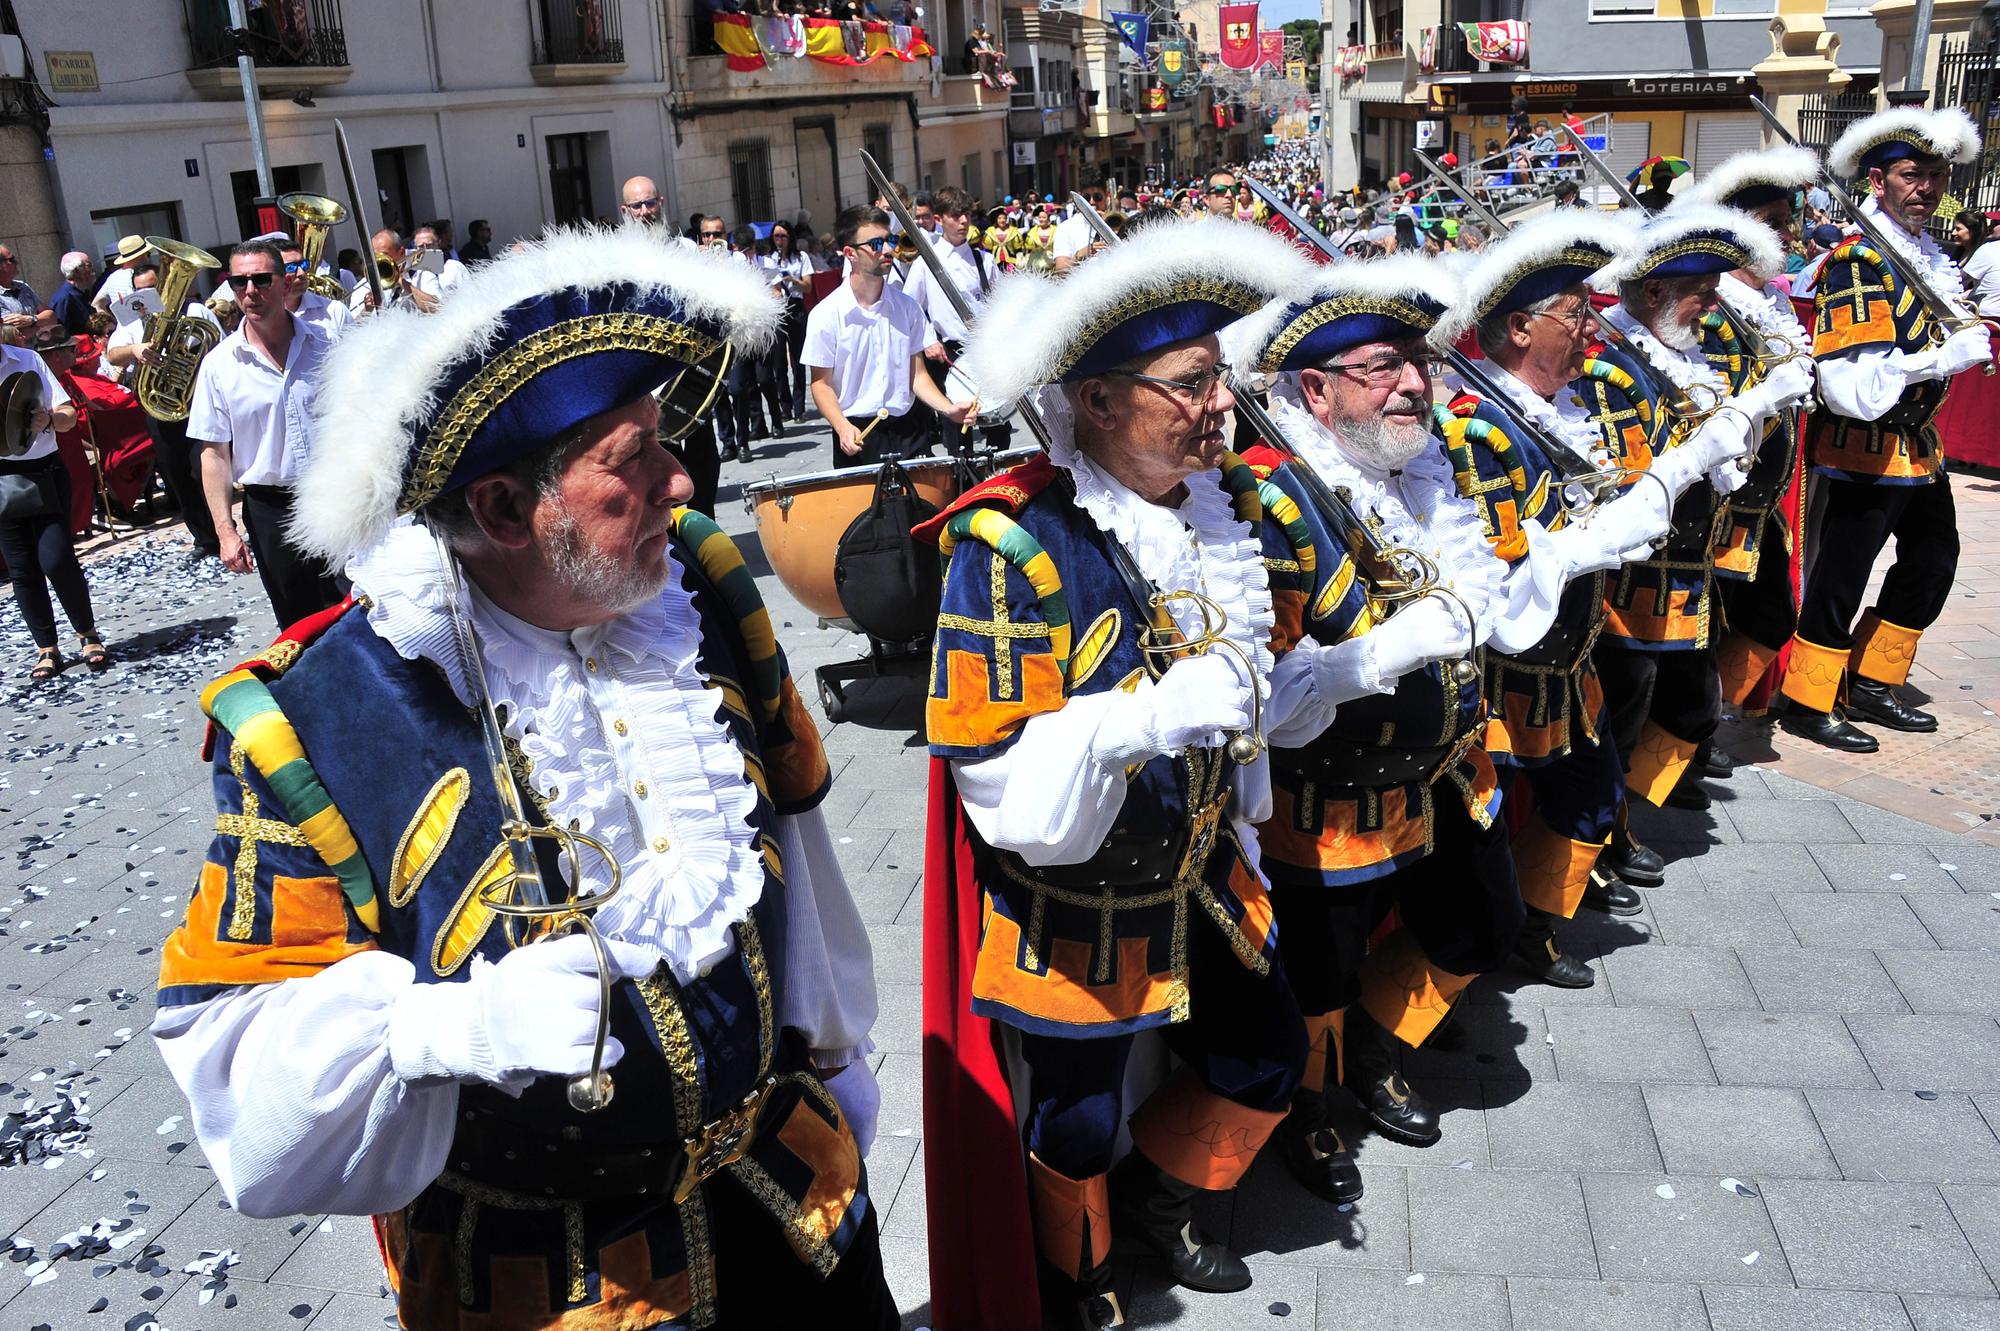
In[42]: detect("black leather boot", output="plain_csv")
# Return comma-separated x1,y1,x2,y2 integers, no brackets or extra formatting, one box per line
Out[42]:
1108,1149,1252,1293
1663,772,1711,811
1693,741,1736,778
1778,703,1880,753
1510,907,1596,989
1581,866,1644,916
1039,1252,1124,1330
1601,823,1665,888
1847,679,1938,733
1343,1008,1441,1147
1275,1093,1364,1205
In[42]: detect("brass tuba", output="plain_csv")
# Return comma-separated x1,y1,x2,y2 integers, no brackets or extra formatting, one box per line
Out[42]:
277,191,350,299
134,237,222,423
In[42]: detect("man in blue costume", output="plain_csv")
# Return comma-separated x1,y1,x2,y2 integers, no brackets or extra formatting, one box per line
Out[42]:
153,227,892,1330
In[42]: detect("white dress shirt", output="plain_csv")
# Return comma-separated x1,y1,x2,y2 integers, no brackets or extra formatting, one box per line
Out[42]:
435,256,470,297
103,300,222,386
295,289,354,341
0,342,70,462
347,267,442,314
800,278,934,417
186,318,329,485
900,239,993,345
1051,212,1095,260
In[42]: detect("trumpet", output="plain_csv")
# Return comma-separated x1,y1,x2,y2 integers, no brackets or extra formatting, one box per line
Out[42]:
277,191,350,299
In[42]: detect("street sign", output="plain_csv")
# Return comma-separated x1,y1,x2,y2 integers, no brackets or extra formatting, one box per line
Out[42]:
44,50,98,93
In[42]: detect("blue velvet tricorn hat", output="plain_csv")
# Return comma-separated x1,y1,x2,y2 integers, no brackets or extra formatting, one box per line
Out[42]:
291,226,782,562
1234,255,1457,375
1431,211,1632,348
1829,106,1980,179
1600,205,1785,287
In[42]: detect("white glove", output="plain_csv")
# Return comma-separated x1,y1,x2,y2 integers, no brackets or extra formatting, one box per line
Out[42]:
1681,410,1754,478
1090,651,1253,763
387,933,660,1090
820,1060,881,1158
1309,596,1471,705
1738,357,1814,418
1554,495,1669,575
1927,324,1995,379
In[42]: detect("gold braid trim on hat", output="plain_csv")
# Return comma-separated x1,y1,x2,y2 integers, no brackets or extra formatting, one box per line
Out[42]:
1848,128,1955,171
1474,244,1619,322
1626,236,1750,281
399,311,727,516
1052,275,1271,382
1259,294,1440,372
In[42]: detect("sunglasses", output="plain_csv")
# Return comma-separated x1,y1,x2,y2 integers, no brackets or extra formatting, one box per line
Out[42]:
700,230,727,240
853,236,894,252
1206,183,1234,195
225,272,278,291
283,260,307,274
626,197,664,210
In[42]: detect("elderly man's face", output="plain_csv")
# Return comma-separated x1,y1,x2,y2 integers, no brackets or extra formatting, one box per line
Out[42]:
531,395,692,617
1080,333,1236,497
1494,285,1599,397
1643,274,1720,351
1298,336,1437,469
70,258,96,287
621,177,664,225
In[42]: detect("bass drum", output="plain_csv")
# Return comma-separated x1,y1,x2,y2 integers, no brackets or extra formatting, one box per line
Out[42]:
746,456,965,621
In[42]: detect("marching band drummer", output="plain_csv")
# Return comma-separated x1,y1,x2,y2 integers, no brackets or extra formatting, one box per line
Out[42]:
1576,207,1812,816
1775,108,1995,751
1673,149,1822,733
900,185,1014,454
152,228,895,1329
919,218,1323,1329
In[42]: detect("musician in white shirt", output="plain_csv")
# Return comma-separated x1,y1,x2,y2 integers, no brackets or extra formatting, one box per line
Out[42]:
349,228,441,317
277,239,354,341
901,186,1013,451
412,225,469,297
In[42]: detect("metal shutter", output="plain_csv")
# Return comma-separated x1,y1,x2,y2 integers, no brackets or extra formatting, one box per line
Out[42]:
1688,113,1766,179
1598,119,1652,185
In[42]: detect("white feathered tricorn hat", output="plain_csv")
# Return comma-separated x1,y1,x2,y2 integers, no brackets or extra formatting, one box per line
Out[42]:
1595,203,1786,288
1230,255,1461,375
1678,144,1821,212
290,225,782,563
1829,105,1980,179
1429,210,1633,349
958,216,1317,410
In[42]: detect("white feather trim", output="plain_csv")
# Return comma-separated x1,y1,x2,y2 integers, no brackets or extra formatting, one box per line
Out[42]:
1599,202,1786,287
958,216,1317,410
1678,144,1821,211
1230,254,1462,371
290,224,784,563
1430,211,1636,350
1829,105,1980,178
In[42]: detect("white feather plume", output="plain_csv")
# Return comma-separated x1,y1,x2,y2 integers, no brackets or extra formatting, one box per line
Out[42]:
1829,105,1980,178
290,225,783,563
1228,254,1462,371
958,216,1318,410
1678,144,1821,211
1430,211,1635,349
1598,202,1787,287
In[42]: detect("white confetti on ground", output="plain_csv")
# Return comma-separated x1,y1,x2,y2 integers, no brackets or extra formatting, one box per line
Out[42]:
1656,1184,1676,1199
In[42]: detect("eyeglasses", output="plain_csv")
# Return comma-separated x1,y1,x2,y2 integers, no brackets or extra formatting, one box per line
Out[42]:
1205,183,1234,195
1528,302,1592,334
225,272,279,291
699,230,727,240
1322,352,1443,384
626,197,664,210
1107,360,1233,405
853,236,894,252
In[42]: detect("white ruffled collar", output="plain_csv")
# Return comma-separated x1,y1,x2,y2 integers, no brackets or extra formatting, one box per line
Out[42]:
1861,195,1964,298
1602,305,1727,399
1477,361,1612,466
1719,273,1809,340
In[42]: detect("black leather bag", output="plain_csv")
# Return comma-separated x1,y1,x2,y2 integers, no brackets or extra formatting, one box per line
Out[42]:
833,460,942,643
0,465,56,521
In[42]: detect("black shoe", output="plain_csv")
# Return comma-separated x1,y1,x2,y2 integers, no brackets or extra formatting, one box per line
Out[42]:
1510,909,1596,989
1846,679,1938,733
1602,828,1665,887
1694,741,1736,778
1582,867,1644,916
1343,1010,1441,1147
1042,1251,1125,1330
1108,1150,1251,1293
1778,704,1880,753
735,446,754,465
1275,1095,1364,1205
1663,775,1711,811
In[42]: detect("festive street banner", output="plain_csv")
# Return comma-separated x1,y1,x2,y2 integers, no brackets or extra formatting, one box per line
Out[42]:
1159,39,1188,86
1145,85,1169,111
711,13,931,72
1336,44,1365,81
1459,19,1529,64
1417,25,1437,73
1284,58,1307,85
1257,31,1284,68
1110,11,1150,62
1218,3,1260,71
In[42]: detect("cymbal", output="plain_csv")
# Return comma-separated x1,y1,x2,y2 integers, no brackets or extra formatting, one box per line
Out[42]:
0,370,44,459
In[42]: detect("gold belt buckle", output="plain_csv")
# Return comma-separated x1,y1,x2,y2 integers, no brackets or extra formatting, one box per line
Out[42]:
673,1076,775,1205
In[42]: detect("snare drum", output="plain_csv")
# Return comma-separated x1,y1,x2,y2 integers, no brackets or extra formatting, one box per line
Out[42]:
745,456,967,620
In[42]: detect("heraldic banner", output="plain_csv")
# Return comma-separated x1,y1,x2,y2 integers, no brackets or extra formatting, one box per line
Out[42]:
1111,11,1150,61
1218,2,1260,70
1160,38,1188,85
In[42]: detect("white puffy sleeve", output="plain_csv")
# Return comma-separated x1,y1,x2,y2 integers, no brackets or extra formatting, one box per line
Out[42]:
772,805,877,1067
951,687,1138,866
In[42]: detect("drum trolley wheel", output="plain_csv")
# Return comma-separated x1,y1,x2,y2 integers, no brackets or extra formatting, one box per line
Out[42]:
814,633,929,724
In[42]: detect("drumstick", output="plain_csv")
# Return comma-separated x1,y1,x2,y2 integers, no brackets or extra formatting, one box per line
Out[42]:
960,397,980,435
855,408,891,443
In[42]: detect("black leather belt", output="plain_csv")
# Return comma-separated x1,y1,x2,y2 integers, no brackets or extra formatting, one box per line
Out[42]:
1024,829,1183,889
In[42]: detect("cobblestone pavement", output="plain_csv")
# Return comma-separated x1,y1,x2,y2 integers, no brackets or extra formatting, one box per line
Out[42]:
2,425,1996,1331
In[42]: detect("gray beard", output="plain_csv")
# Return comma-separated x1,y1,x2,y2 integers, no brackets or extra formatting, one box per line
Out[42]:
1654,315,1702,353
1334,399,1431,472
544,499,672,614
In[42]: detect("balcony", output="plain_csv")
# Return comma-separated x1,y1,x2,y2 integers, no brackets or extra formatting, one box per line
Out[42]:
683,11,935,101
1423,22,1479,74
181,0,350,97
1009,88,1079,138
532,0,628,82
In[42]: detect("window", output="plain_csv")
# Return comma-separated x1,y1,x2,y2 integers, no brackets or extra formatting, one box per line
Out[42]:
962,152,982,200
730,141,774,223
862,124,894,183
547,134,595,226
373,145,436,236
924,159,946,191
1588,0,1653,14
90,204,180,261
1711,0,1772,12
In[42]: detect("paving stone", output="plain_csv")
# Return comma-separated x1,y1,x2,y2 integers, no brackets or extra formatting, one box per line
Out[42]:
1941,1184,2000,1283
842,870,918,924
1631,800,1743,846
1696,1010,1880,1089
1779,894,1938,950
1904,1293,2000,1331
1847,1015,2000,1093
1407,994,1558,1083
1580,1170,1792,1286
0,1255,191,1328
1931,844,2000,893
1406,1169,1595,1279
1233,1162,1410,1271
1481,1080,1662,1173
867,922,922,987
156,1275,335,1329
1311,1269,1510,1331
1811,845,1966,894
1125,1253,1319,1329
151,1182,318,1282
1701,1286,1915,1331
873,1133,924,1240
1876,950,2000,1016
1840,799,1982,846
17,1153,215,1251
270,1216,395,1296
1807,1088,2000,1185
305,1289,404,1331
1692,842,1834,893
1643,1084,1840,1179
82,1072,206,1166
1648,892,1799,947
1601,945,1759,1009
1544,1008,1716,1084
873,1051,921,1140
1506,1276,1709,1330
1736,946,1912,1014
873,1231,931,1330
1728,799,1861,844
1761,1179,1995,1295
871,981,921,1056
1907,894,2000,951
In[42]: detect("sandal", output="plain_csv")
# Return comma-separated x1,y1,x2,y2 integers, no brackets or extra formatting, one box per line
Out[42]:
30,646,61,681
79,635,111,671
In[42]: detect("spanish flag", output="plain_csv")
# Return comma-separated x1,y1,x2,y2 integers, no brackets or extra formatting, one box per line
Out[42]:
711,14,933,73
